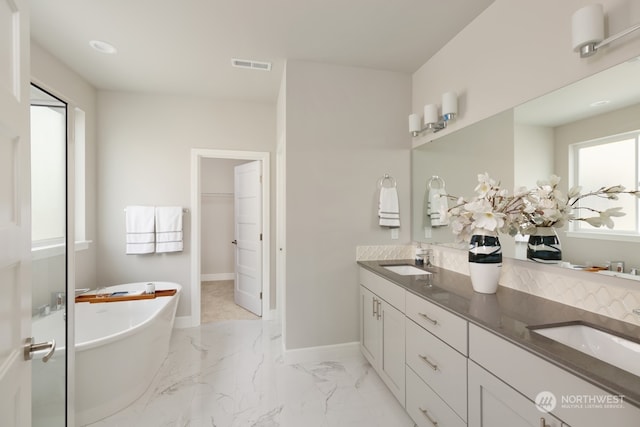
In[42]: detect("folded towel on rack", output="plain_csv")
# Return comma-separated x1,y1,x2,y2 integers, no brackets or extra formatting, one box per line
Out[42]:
428,188,449,227
378,187,400,227
155,206,184,253
125,206,155,254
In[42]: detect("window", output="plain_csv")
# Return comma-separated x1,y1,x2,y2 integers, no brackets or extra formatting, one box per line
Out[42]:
31,88,66,248
569,130,640,239
30,84,88,258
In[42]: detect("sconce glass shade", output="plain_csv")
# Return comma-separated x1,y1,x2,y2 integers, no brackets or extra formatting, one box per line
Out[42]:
423,104,438,125
442,92,458,116
572,4,604,53
409,114,421,133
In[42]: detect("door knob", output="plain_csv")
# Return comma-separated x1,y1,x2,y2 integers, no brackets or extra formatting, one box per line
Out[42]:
24,337,56,363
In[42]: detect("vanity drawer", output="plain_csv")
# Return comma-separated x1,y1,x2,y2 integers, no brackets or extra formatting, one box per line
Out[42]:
359,267,405,312
406,291,467,355
406,319,467,421
406,367,466,427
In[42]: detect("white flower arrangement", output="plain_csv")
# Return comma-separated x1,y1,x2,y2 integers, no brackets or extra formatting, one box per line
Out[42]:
439,173,640,242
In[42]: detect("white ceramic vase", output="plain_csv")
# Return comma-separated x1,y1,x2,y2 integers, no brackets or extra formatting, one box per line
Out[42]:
468,228,502,294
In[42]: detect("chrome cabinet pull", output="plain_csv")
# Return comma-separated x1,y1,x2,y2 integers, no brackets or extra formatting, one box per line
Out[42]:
419,407,438,426
372,297,377,317
418,312,438,325
539,418,550,427
376,300,382,320
418,354,438,371
24,337,56,363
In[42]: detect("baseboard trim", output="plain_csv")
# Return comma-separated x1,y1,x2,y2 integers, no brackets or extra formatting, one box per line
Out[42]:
201,273,234,281
284,341,360,365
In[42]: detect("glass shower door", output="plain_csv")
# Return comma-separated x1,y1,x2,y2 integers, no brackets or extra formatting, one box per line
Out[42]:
30,84,68,426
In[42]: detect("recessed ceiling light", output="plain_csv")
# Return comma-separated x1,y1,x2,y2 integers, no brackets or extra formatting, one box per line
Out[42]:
89,40,117,54
231,58,272,71
589,100,610,107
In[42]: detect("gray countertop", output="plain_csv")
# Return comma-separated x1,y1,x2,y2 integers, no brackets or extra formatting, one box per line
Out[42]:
357,259,640,409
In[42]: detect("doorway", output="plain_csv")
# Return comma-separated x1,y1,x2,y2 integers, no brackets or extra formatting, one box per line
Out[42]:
200,158,260,322
190,149,271,327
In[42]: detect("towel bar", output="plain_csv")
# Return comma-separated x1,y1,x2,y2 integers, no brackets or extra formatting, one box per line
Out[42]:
123,208,189,213
378,174,397,188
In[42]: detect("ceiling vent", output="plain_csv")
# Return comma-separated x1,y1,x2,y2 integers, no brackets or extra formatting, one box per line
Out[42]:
231,58,272,72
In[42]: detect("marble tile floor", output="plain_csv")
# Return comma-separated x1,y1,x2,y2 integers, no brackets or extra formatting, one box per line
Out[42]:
87,319,416,427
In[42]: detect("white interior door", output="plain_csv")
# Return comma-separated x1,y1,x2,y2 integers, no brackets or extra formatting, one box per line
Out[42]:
0,0,33,425
234,161,263,316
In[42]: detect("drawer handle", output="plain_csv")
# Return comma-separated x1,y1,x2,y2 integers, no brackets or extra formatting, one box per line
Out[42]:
376,300,381,320
418,312,438,325
372,297,377,318
419,407,438,426
418,354,438,371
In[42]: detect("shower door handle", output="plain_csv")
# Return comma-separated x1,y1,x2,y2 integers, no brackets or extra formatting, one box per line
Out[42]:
24,337,56,363
231,240,237,245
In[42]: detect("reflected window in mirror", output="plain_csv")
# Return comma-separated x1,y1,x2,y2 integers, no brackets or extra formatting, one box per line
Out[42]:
569,130,640,238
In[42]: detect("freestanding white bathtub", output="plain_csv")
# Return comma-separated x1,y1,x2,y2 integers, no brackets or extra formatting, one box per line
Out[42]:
32,282,181,426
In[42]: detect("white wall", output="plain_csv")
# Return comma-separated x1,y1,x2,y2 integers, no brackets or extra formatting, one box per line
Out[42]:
283,60,412,350
412,0,640,144
96,92,275,318
30,41,98,301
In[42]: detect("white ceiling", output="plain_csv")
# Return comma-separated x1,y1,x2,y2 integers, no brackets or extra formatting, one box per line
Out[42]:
29,0,495,103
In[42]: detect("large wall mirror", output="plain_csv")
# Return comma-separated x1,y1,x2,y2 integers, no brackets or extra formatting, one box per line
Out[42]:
412,56,640,276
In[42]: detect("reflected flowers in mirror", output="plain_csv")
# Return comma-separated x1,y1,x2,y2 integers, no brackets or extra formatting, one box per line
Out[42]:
514,175,640,235
438,173,640,241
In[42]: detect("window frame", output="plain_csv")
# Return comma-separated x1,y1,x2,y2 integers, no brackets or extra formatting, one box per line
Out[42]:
30,83,90,260
566,129,640,242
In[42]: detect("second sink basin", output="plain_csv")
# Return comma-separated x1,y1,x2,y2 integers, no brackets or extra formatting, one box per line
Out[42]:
383,265,431,276
530,322,640,377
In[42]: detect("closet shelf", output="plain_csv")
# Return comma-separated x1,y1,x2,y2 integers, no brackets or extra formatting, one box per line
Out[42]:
201,192,233,197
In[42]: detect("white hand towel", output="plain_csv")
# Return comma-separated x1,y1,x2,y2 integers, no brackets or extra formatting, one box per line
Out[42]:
428,188,449,227
155,206,184,253
125,206,155,254
378,187,400,227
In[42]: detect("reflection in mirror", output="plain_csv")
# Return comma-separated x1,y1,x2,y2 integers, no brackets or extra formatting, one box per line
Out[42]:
412,56,640,278
30,84,67,426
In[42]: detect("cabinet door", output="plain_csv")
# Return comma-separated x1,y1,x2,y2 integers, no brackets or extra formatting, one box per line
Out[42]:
380,299,405,405
360,285,380,367
468,360,564,427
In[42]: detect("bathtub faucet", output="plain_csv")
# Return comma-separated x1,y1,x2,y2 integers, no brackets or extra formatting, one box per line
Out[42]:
50,292,65,311
35,304,50,317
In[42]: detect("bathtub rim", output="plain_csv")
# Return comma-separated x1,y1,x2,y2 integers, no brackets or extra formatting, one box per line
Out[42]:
75,281,181,352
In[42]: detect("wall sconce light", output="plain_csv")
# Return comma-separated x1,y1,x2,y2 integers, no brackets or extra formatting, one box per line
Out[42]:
409,91,457,137
572,4,640,58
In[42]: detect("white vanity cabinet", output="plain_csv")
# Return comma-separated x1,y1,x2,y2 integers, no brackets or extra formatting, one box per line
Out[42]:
405,291,469,426
468,360,565,427
359,268,406,405
469,324,640,427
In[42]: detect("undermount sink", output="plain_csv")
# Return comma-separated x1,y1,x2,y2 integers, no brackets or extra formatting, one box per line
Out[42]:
382,265,431,276
530,322,640,377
